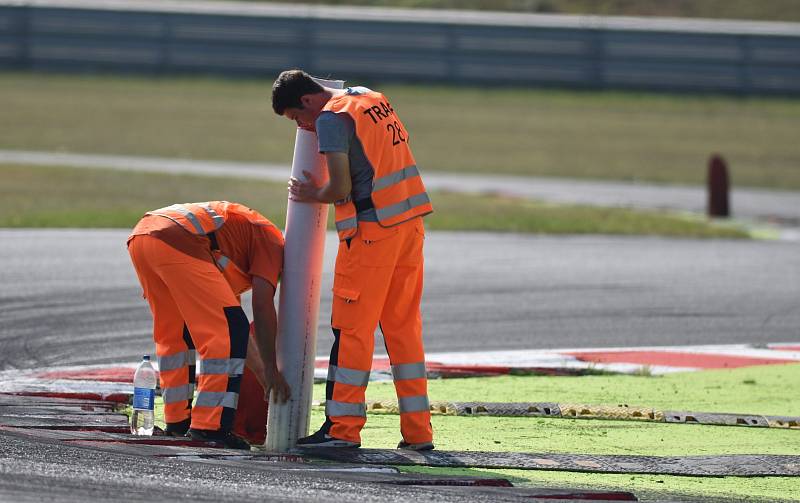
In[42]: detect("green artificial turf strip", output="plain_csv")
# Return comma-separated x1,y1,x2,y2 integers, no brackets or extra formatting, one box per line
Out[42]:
331,363,800,416
2,72,799,189
307,363,800,455
308,411,799,456
0,164,748,238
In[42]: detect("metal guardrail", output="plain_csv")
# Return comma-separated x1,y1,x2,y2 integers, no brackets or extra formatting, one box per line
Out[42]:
1,0,799,94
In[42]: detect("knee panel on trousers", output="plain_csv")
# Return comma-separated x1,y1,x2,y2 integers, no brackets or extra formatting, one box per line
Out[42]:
192,306,249,431
224,306,249,359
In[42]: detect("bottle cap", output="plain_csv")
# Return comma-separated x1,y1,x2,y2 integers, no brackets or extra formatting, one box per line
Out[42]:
142,355,150,361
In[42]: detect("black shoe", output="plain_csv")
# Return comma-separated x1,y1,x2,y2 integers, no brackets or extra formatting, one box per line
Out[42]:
164,418,191,437
188,428,250,450
296,426,360,448
397,440,434,451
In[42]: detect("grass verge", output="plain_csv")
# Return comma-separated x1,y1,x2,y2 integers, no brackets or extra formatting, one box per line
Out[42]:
0,164,748,238
232,0,800,22
146,363,800,501
2,72,799,189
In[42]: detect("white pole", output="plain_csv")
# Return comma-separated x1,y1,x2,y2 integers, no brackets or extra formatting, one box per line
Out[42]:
266,78,344,452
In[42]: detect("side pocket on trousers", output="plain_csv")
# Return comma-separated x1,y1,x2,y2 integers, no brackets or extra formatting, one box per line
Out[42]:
357,224,400,267
331,285,360,331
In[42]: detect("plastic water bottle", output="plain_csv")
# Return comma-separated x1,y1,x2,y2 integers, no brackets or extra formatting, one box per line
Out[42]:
130,355,156,435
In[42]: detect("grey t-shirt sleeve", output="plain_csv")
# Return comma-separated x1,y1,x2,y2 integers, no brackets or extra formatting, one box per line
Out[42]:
316,111,354,154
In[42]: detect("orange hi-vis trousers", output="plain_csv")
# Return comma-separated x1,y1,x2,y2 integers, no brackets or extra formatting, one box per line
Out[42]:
128,235,249,432
325,218,432,445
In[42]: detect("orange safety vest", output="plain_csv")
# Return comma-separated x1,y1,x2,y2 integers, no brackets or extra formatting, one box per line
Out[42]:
322,90,433,240
146,201,273,295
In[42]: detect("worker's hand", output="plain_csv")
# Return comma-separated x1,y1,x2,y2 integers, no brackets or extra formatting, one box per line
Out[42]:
288,170,320,203
263,365,291,404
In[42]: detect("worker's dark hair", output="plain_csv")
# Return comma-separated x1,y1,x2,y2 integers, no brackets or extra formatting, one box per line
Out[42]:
272,69,325,115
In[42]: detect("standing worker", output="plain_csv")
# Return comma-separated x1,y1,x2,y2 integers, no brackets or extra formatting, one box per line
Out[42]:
272,69,434,450
127,201,290,449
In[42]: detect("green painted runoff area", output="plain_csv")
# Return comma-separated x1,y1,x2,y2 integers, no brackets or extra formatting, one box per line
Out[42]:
146,363,800,501
2,73,799,189
0,164,749,238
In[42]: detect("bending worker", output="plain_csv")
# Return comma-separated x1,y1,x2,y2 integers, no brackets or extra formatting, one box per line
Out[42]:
272,69,434,450
127,201,290,449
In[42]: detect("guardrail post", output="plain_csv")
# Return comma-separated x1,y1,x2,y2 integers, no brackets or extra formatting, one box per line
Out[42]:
158,12,170,76
16,5,31,70
738,34,753,95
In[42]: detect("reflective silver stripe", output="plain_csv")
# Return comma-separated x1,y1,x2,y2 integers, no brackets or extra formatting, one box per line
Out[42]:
145,212,183,228
375,192,431,221
157,351,191,372
327,365,370,387
325,400,367,417
162,384,193,404
197,358,245,376
167,204,206,235
195,391,238,409
373,165,420,192
147,205,225,234
199,204,225,230
336,216,358,232
391,362,427,381
398,395,430,413
217,255,230,270
187,350,197,365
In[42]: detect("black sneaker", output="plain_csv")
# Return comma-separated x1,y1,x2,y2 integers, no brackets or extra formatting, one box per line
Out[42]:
397,440,434,451
164,418,191,437
296,426,360,448
188,428,250,450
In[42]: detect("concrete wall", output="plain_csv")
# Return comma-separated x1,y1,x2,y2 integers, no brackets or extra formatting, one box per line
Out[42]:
1,0,799,94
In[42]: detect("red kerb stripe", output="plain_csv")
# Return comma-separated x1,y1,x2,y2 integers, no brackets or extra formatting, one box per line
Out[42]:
565,351,791,369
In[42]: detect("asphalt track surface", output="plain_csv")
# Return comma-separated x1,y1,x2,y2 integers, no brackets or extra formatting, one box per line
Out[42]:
1,229,797,371
1,230,797,502
0,428,549,503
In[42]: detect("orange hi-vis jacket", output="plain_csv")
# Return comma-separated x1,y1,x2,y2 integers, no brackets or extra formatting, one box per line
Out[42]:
146,201,274,295
322,90,433,240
